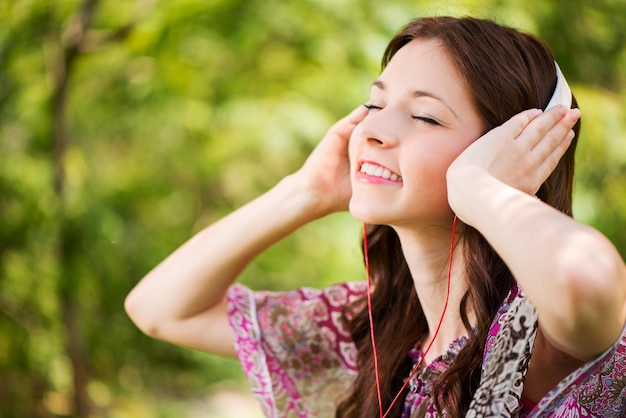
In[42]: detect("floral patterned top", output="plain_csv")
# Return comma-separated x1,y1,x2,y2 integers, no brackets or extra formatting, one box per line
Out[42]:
227,282,626,417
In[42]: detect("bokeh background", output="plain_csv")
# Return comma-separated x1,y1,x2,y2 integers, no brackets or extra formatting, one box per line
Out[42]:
2,0,625,416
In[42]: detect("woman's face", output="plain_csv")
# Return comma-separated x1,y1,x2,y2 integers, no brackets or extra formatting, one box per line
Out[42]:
349,39,485,228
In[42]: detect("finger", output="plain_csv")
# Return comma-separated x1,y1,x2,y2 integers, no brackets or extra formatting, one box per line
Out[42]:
517,105,569,150
331,105,369,138
499,108,543,140
342,105,369,127
530,108,580,160
536,128,576,181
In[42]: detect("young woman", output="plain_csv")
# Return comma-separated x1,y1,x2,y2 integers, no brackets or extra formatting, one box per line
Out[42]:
125,16,626,417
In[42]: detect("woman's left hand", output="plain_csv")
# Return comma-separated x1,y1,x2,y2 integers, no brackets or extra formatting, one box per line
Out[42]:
449,105,580,195
447,105,580,220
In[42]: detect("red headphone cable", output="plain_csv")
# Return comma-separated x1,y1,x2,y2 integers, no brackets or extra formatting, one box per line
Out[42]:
363,215,457,418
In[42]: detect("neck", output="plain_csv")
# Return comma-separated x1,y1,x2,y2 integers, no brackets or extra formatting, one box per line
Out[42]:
394,221,471,362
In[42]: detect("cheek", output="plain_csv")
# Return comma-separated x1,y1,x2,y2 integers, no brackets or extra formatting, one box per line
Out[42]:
411,141,466,175
437,135,478,170
403,137,475,193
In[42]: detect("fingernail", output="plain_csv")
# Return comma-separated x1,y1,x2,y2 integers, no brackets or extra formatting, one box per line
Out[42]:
567,129,575,140
570,108,581,119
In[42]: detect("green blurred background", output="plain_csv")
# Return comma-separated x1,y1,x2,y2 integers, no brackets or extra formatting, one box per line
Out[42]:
1,0,625,416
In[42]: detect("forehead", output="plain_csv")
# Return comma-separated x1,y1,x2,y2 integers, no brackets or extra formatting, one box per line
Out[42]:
375,39,481,122
372,39,484,129
377,39,463,93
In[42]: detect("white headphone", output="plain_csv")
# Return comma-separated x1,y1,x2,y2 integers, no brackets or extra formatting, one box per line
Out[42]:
544,62,572,110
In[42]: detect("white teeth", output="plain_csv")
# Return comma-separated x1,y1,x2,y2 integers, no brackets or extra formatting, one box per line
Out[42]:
359,163,401,181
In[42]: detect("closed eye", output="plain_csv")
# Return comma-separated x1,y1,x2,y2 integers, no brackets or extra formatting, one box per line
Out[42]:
364,104,442,126
413,116,441,126
363,103,382,112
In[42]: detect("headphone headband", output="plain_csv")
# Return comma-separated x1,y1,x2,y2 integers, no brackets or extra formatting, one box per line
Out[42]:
544,62,572,110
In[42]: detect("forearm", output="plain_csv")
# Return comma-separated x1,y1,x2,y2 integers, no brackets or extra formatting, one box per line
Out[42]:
451,167,626,359
125,106,364,355
125,173,325,336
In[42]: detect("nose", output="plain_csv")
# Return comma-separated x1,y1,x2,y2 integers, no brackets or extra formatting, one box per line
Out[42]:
356,108,401,148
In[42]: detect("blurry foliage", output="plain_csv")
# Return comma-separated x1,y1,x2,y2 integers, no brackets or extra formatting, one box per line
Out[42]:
1,0,625,416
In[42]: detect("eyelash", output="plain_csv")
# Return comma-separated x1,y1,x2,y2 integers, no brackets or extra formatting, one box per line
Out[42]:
363,103,381,111
362,103,441,126
414,116,440,126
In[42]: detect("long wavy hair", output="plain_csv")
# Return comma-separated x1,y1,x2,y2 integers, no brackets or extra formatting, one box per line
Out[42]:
336,16,580,417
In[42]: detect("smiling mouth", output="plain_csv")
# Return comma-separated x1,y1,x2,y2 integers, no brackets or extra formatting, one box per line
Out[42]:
359,162,402,182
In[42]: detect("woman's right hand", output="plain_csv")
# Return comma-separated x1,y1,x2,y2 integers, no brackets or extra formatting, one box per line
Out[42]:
293,105,368,216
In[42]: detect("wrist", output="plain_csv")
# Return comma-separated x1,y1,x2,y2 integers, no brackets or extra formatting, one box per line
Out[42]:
447,166,487,221
285,163,352,217
272,173,334,224
447,165,538,231
447,165,521,229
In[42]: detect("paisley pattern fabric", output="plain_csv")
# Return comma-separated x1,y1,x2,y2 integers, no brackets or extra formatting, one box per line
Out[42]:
227,282,365,417
227,282,626,417
403,336,469,418
467,285,539,417
469,285,626,418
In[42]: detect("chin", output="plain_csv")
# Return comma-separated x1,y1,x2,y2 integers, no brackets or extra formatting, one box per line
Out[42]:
348,200,391,225
348,200,371,223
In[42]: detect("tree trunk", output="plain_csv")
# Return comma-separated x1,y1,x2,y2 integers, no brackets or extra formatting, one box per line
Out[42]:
50,0,101,415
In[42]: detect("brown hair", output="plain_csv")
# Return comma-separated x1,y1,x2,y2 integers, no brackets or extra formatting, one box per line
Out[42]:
336,16,580,417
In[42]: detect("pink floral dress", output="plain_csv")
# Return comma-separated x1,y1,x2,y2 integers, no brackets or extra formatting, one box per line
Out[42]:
227,282,626,417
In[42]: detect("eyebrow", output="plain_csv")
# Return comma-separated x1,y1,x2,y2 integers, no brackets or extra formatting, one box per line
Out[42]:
372,79,459,119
